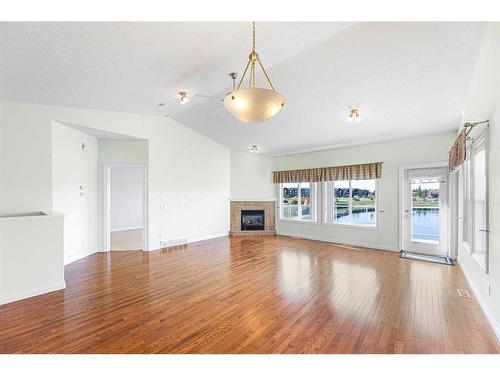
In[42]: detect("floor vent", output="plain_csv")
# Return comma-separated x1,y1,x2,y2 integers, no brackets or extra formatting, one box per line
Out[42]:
160,238,188,248
456,288,472,299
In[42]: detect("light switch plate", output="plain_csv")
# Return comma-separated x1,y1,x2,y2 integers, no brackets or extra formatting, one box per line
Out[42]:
160,193,167,209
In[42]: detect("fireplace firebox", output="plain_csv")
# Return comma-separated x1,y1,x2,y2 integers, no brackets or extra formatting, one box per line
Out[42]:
241,210,265,231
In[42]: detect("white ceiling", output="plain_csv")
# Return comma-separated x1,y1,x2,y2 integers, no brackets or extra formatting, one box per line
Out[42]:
0,22,485,155
59,122,145,140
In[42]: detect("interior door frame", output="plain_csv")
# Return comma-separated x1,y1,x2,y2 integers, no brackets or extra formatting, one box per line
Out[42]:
398,161,449,256
102,163,148,251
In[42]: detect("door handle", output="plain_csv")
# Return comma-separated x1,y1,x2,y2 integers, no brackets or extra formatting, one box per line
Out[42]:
479,229,491,233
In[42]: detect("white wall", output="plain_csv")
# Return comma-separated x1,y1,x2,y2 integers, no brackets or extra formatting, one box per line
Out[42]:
230,150,275,199
457,23,500,338
273,132,456,251
0,100,231,251
111,167,144,231
52,122,98,264
98,139,148,165
0,104,52,215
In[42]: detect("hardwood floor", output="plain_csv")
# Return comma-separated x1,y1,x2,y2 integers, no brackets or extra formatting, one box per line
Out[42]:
0,236,498,354
111,229,143,250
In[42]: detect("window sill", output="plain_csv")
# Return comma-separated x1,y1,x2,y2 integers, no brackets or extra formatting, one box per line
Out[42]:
279,218,318,225
322,221,378,230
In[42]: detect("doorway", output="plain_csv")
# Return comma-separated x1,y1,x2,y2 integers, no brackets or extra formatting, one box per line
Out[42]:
103,164,147,251
400,164,449,257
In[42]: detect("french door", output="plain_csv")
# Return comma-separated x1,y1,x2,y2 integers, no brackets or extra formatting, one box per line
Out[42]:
402,166,448,257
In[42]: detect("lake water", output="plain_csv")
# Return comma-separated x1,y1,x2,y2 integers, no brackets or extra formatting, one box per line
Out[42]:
333,206,440,242
412,207,439,241
283,206,440,242
334,206,375,225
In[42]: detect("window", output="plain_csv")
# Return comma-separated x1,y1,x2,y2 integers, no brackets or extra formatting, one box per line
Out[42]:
280,182,317,221
325,179,377,226
472,133,488,269
459,130,488,271
461,159,471,248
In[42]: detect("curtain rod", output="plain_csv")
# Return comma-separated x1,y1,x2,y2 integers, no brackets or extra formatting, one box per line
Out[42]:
464,119,489,139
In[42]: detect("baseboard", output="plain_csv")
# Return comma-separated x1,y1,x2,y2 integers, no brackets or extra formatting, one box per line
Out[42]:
148,232,228,251
457,258,500,341
277,231,398,253
111,226,143,232
0,280,66,306
64,249,100,265
188,232,228,244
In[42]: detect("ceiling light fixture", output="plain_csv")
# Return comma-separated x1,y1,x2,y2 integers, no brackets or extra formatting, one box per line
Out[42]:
179,91,189,105
347,108,361,122
224,22,284,123
249,145,259,153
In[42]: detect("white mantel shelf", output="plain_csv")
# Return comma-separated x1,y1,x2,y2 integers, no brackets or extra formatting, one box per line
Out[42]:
228,198,277,202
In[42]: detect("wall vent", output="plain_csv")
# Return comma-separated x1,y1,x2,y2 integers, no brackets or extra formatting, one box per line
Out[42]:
456,288,472,299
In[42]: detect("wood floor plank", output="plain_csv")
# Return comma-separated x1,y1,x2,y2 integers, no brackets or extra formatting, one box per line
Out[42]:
0,235,498,353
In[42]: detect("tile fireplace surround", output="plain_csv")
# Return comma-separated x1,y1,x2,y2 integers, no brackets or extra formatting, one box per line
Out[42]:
229,199,276,236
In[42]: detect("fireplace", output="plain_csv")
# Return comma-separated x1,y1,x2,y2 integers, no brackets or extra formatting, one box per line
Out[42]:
229,200,275,236
241,210,265,231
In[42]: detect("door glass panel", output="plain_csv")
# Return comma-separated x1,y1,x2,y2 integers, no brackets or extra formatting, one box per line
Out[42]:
411,182,440,243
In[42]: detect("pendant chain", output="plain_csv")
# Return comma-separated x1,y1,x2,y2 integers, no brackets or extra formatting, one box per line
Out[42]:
252,21,256,52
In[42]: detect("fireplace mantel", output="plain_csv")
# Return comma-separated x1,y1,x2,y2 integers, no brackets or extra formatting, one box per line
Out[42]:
229,200,276,236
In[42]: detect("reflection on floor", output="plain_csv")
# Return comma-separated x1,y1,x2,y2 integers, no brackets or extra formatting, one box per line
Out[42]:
0,235,498,353
111,229,143,250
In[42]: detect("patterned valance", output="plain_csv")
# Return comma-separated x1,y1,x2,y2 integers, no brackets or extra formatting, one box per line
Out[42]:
448,129,467,172
272,162,383,184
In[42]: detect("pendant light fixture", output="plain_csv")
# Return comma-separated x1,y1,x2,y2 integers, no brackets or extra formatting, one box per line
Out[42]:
224,22,284,123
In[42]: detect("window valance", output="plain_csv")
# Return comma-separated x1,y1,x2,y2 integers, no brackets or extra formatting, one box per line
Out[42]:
272,162,383,184
448,129,467,172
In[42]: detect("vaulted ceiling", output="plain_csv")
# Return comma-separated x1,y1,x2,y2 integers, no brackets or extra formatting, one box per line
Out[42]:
0,22,485,154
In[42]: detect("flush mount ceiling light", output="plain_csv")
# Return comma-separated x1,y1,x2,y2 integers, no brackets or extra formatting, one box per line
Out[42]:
347,108,361,122
178,91,189,105
224,22,284,123
249,145,259,153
